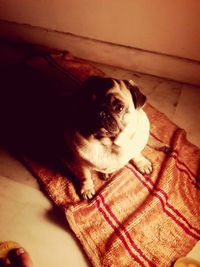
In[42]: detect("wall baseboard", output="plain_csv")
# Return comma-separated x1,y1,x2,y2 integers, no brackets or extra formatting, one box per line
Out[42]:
0,20,200,86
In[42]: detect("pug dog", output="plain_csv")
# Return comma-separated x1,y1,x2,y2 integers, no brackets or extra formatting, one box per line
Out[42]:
63,76,152,199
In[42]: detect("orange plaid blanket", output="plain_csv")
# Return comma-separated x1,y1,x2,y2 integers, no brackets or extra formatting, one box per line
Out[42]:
22,51,200,267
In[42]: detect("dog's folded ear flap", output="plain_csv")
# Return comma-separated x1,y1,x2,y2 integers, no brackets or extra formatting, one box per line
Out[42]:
79,76,102,102
81,76,103,89
123,80,147,109
81,76,113,91
81,76,114,101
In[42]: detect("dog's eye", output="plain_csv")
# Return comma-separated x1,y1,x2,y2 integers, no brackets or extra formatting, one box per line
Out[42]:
118,104,124,111
113,100,125,113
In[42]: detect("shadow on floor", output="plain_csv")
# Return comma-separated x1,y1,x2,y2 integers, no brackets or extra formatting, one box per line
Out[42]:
0,61,80,168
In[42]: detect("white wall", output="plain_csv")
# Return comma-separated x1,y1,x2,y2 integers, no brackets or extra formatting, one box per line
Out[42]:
0,0,200,61
0,0,200,84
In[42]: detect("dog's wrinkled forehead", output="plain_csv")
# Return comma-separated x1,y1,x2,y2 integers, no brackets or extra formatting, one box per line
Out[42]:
81,76,115,100
81,76,146,109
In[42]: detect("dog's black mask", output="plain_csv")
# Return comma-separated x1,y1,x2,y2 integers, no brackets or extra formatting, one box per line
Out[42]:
96,92,126,136
78,76,146,137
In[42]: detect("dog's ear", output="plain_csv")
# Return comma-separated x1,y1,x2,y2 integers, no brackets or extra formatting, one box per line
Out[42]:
123,80,146,109
81,76,103,90
81,76,114,97
79,76,114,113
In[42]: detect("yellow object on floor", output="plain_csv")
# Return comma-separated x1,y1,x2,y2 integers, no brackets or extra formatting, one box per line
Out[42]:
0,241,20,259
174,257,200,267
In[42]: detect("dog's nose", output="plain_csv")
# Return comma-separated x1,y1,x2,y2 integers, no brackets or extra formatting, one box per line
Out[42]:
99,111,106,118
99,110,110,119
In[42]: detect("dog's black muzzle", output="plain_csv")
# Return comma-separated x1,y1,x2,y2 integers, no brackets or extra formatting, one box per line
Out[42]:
98,109,120,135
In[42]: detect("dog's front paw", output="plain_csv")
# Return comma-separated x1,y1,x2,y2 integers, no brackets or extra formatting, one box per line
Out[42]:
132,156,152,175
81,186,95,200
137,160,152,175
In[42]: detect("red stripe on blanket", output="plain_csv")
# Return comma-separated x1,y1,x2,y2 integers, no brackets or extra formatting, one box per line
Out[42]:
144,173,200,235
150,131,199,182
98,194,156,267
96,196,147,267
144,169,200,237
171,152,200,188
127,165,200,240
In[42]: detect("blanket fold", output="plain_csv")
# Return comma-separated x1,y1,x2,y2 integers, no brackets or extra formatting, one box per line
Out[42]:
21,50,200,267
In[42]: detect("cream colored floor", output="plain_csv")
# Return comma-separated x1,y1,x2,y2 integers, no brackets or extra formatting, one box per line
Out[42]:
0,42,199,267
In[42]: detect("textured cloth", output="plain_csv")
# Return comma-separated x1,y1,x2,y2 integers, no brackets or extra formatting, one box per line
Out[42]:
23,51,200,267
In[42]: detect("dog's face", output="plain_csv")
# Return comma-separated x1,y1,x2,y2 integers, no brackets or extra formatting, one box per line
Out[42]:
78,76,146,137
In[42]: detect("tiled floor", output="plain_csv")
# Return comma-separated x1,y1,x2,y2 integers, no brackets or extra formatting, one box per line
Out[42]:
92,62,200,148
0,42,199,267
